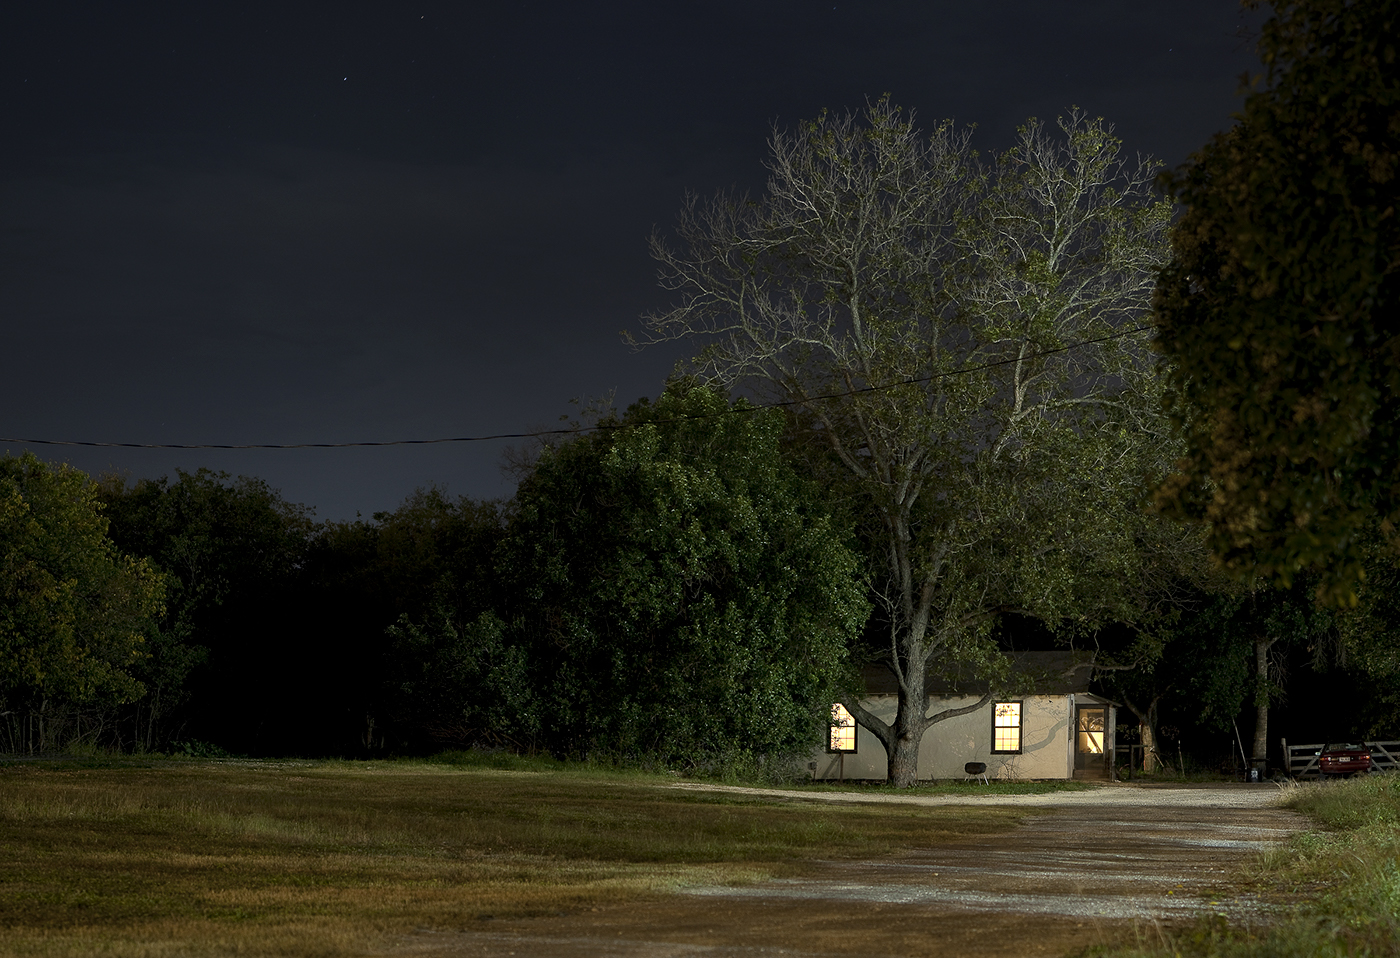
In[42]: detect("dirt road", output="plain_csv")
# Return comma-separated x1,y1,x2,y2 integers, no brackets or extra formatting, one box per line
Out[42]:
385,783,1303,958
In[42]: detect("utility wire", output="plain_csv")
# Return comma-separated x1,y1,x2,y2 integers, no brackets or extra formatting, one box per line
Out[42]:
3,325,1152,450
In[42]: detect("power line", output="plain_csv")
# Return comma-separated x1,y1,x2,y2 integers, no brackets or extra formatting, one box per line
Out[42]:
2,325,1152,450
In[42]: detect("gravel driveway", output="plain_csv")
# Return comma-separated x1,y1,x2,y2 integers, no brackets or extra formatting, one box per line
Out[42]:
388,783,1304,958
678,782,1298,919
670,780,1291,809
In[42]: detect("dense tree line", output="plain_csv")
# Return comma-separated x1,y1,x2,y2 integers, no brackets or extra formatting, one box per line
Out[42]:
1,384,869,766
4,393,1395,772
386,385,866,766
3,397,1397,768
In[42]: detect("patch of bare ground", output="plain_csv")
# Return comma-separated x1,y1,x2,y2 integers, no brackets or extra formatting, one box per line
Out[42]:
383,786,1303,958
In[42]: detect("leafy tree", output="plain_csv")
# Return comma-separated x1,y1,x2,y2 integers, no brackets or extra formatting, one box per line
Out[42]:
310,489,507,752
494,381,868,763
99,470,313,625
98,469,314,752
1167,594,1255,751
1241,582,1333,768
360,488,504,626
638,100,1176,785
0,454,164,752
1107,581,1333,774
1095,597,1230,774
101,470,507,755
1153,0,1400,604
1331,525,1400,735
385,610,536,750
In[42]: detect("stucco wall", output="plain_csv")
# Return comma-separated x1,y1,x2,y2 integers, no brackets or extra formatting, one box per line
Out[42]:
812,694,1081,781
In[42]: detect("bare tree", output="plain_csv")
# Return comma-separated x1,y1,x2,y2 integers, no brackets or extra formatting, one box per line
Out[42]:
634,99,1174,786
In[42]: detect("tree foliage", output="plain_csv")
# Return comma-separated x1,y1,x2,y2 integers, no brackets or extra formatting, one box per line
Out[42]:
0,454,164,751
640,100,1178,785
325,490,509,751
98,469,314,752
1153,0,1400,604
493,382,868,763
100,469,313,628
353,488,504,627
1332,523,1400,734
1109,574,1340,775
385,610,536,751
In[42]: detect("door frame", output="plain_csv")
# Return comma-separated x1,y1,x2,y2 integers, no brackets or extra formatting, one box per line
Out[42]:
1075,705,1108,772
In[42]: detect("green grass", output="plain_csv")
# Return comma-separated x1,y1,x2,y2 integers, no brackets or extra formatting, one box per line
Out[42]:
0,756,1025,957
1089,773,1400,958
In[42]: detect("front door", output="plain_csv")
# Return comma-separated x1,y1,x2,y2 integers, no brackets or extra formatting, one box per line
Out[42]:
1075,706,1107,775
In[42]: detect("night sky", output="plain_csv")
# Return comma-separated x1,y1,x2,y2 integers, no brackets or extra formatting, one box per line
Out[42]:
3,2,1263,522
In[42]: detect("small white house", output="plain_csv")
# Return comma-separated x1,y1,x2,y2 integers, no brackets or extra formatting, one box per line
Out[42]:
813,652,1117,782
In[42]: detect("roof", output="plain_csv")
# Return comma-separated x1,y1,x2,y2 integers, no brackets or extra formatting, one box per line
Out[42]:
860,651,1095,697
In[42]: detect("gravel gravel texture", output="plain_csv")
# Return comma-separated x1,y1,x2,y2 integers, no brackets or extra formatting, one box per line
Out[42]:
385,783,1303,958
669,781,1290,809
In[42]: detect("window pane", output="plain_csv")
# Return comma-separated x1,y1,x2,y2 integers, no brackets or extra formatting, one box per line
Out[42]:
995,702,1020,726
1075,708,1104,754
1077,709,1104,732
993,701,1021,752
829,703,855,752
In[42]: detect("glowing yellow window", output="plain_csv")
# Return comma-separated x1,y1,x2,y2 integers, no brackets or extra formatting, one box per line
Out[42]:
1077,707,1105,754
992,701,1022,753
829,704,856,752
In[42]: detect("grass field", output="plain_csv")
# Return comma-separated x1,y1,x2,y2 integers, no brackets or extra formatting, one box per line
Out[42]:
0,754,1027,957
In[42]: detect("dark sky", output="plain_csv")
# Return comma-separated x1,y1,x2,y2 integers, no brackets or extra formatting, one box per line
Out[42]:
2,1,1263,522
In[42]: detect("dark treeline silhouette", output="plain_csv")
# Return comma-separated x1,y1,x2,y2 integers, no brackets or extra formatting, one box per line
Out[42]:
3,389,1397,768
5,382,865,767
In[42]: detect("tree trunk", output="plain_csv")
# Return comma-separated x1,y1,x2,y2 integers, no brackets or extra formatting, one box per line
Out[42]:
847,680,996,787
886,726,924,788
1118,690,1164,773
1140,712,1159,773
1251,633,1276,769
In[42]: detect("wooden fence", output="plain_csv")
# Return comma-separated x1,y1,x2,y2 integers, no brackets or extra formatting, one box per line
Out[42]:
1281,739,1400,779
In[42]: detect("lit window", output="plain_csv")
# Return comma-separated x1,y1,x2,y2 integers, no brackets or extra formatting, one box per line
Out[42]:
829,704,856,752
992,701,1022,753
1077,708,1105,754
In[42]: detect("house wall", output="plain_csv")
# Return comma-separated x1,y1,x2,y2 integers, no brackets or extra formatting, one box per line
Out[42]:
812,694,1080,781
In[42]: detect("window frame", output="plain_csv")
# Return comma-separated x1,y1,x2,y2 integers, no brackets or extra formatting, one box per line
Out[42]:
1075,705,1106,757
828,703,857,754
991,700,1023,755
